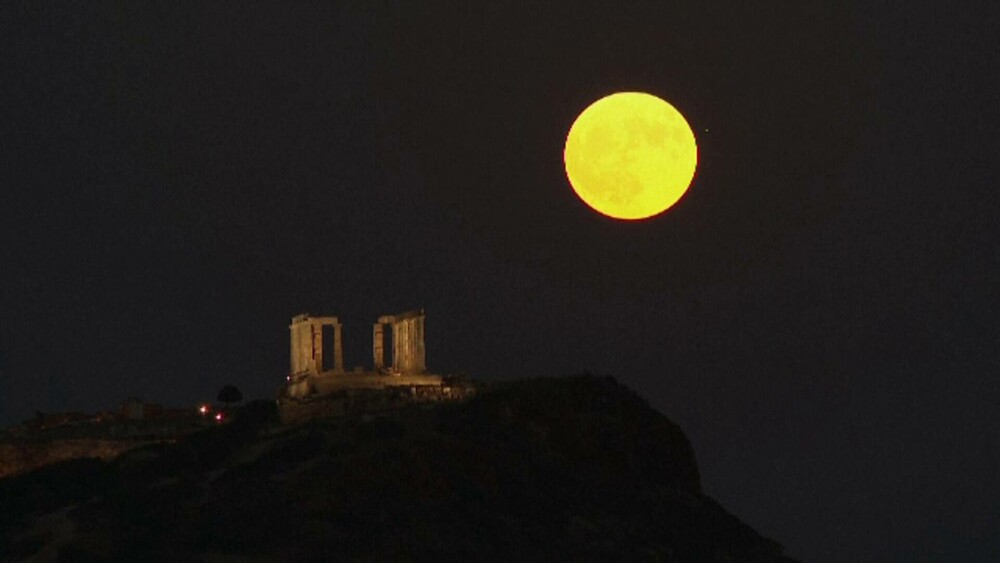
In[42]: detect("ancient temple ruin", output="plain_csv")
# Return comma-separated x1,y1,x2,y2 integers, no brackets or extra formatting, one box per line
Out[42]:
373,309,426,374
289,309,427,379
289,314,343,375
281,309,469,413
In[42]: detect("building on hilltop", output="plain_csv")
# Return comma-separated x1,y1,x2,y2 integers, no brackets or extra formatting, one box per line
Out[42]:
285,309,440,400
289,309,426,377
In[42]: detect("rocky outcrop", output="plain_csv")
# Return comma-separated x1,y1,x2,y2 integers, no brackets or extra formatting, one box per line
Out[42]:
0,376,797,562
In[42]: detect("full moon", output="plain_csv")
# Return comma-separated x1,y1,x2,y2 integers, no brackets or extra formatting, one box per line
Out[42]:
564,92,697,220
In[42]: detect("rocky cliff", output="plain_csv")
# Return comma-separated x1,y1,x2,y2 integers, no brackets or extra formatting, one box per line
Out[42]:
0,376,798,562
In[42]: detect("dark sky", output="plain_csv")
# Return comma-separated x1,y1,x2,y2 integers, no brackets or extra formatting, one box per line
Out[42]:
2,2,998,561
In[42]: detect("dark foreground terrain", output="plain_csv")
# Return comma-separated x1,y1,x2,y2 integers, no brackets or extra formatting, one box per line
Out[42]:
1,376,798,562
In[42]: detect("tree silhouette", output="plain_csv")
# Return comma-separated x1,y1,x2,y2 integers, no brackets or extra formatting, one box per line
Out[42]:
216,385,243,406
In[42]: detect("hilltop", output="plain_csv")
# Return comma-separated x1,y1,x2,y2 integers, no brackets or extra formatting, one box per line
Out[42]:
0,375,798,562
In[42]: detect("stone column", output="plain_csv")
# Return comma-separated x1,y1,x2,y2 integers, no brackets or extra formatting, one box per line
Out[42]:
333,322,344,372
408,318,418,372
373,323,384,370
415,315,426,372
393,320,407,372
392,320,401,372
290,314,316,375
406,318,415,371
312,320,323,374
289,321,300,374
393,319,406,372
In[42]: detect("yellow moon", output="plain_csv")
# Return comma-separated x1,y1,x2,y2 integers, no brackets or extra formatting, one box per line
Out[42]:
564,92,697,220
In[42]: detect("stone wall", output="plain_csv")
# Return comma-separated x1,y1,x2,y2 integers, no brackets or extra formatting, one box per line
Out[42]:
279,382,475,425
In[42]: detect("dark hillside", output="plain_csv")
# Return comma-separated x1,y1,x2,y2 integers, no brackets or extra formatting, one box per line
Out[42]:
1,376,797,562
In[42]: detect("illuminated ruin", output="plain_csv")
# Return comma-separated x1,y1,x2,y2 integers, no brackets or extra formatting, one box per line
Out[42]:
373,309,426,374
289,314,343,375
285,309,442,400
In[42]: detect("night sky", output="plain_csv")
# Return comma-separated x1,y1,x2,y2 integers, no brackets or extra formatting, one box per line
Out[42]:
2,2,998,561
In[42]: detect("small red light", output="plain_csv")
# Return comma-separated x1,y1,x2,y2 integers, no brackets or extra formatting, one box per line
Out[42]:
215,413,223,421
